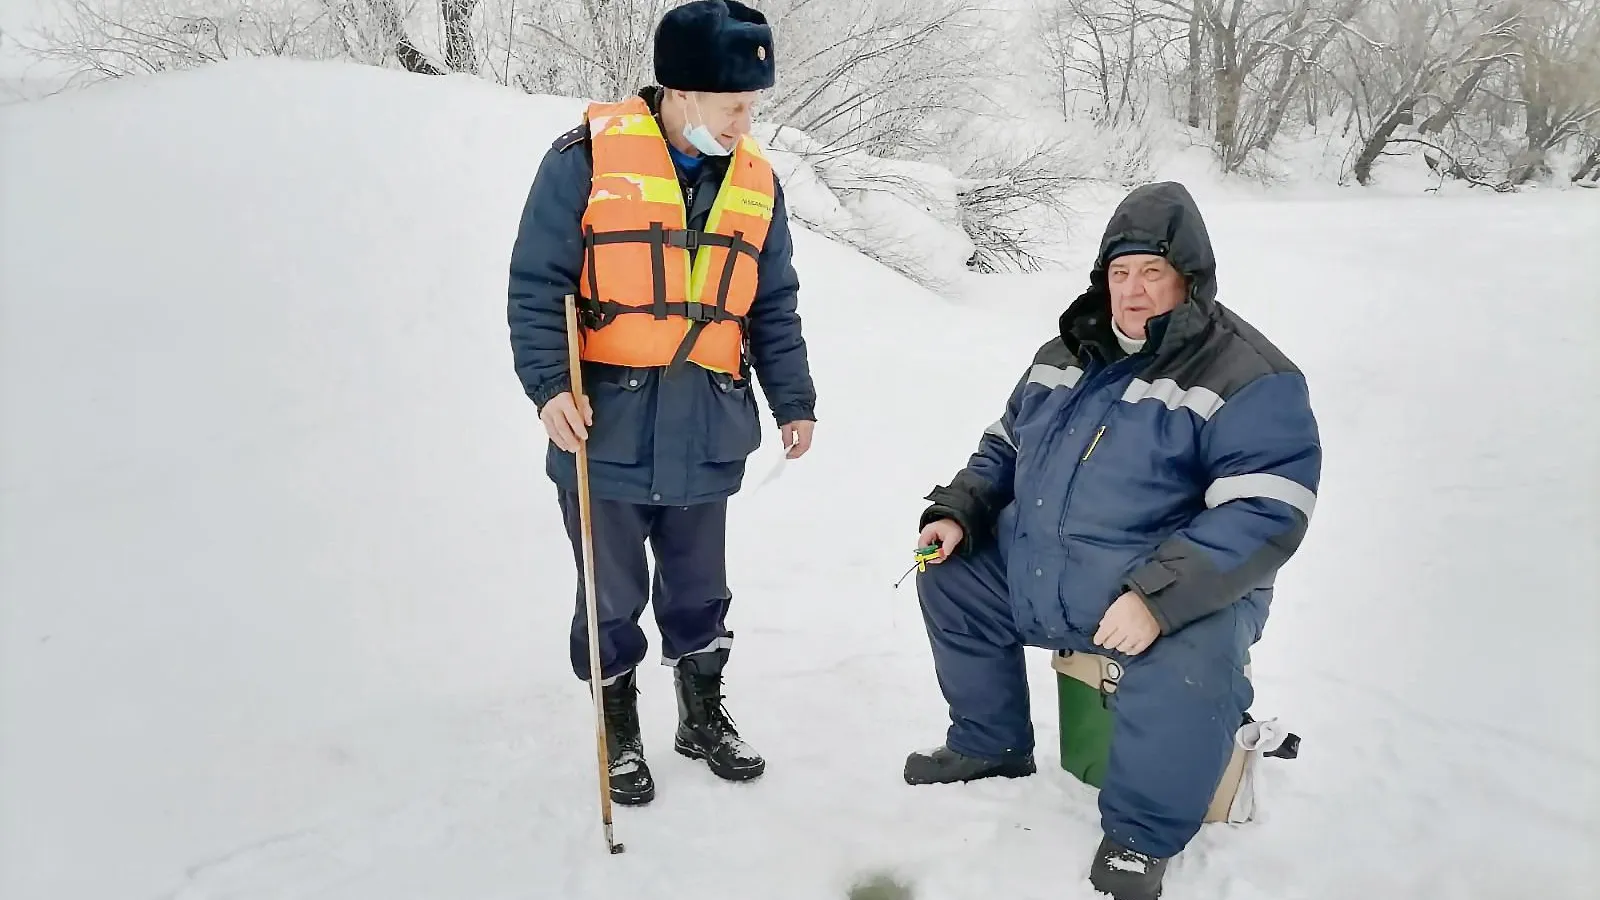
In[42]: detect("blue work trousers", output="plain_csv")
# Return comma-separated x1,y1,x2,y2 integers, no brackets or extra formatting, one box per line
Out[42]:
915,536,1265,858
557,490,733,682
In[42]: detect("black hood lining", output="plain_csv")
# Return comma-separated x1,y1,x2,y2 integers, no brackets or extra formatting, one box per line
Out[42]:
1060,181,1220,362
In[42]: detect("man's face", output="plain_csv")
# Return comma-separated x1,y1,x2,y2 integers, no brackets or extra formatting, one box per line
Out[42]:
1107,253,1187,339
681,90,759,151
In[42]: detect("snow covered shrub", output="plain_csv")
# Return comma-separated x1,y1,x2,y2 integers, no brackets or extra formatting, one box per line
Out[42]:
756,0,992,160
497,0,992,163
27,0,486,83
26,0,350,82
1051,110,1157,185
758,122,974,295
950,138,1081,274
1568,134,1600,184
492,0,672,98
831,158,973,292
758,124,855,234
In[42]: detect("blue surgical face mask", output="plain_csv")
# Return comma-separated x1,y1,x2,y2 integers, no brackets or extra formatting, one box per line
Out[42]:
682,93,734,156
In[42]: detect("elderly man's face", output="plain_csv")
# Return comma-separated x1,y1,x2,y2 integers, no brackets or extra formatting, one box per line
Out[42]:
1107,254,1187,339
670,89,759,153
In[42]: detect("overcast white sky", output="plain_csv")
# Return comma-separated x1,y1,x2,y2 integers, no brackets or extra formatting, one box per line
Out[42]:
0,0,49,28
0,0,50,47
0,1,66,90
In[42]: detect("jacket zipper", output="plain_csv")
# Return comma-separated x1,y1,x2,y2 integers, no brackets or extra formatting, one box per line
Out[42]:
1056,360,1133,545
1081,425,1107,460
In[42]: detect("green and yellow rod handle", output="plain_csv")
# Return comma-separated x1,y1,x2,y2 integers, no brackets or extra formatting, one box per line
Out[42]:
893,542,946,589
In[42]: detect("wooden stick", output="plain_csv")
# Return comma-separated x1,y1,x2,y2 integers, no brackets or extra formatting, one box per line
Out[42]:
564,293,624,855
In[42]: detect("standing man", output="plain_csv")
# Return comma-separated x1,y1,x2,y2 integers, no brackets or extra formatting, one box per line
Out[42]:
507,0,817,807
905,182,1320,900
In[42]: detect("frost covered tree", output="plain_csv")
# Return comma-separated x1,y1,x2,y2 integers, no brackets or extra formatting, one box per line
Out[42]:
500,0,992,160
21,0,1599,192
1334,0,1522,186
1019,0,1599,185
26,0,487,81
500,0,674,99
1506,0,1600,182
1033,0,1169,127
27,0,348,80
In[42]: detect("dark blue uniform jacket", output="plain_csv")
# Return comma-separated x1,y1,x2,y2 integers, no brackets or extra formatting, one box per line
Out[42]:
921,181,1322,640
508,89,817,506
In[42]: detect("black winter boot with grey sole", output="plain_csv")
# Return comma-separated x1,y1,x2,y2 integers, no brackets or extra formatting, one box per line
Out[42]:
671,648,765,781
903,745,1036,785
1088,836,1170,900
599,670,654,805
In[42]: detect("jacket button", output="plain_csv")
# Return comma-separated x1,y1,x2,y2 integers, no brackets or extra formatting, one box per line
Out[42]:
629,379,639,387
652,493,661,501
1035,568,1043,577
1035,498,1043,506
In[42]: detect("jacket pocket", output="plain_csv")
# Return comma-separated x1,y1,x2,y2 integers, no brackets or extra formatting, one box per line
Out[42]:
583,366,650,464
995,499,1019,553
702,371,762,462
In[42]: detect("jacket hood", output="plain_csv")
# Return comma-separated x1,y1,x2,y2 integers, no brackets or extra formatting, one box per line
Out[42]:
1060,181,1219,360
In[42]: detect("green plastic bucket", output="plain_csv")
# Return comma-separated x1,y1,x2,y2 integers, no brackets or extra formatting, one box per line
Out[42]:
1053,650,1121,788
1051,649,1258,823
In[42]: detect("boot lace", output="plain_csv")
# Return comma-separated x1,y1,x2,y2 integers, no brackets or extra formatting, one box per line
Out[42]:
688,673,740,738
602,680,641,750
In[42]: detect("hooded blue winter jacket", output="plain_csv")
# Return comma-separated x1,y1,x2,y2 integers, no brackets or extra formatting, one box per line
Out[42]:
921,182,1321,640
508,88,817,506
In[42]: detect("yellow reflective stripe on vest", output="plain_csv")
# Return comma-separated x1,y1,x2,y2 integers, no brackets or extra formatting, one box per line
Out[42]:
587,173,683,206
589,112,663,139
715,185,776,221
688,245,712,302
690,152,775,301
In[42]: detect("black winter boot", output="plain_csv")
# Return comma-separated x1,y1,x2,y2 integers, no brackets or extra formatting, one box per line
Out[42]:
903,745,1036,785
671,649,764,781
599,670,654,805
1088,836,1169,900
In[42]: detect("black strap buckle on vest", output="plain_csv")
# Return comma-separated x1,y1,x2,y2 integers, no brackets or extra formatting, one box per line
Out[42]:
667,228,747,372
579,222,761,373
648,222,668,320
574,299,747,331
582,225,760,265
665,229,700,252
581,224,605,328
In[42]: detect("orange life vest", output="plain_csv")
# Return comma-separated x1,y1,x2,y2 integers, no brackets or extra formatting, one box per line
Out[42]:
575,96,776,375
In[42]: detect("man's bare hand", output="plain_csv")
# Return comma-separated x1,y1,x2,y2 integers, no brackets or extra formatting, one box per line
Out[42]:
1093,592,1161,656
781,420,815,458
916,518,965,563
540,392,593,453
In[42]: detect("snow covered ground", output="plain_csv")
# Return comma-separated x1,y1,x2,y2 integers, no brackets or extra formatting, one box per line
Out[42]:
2,59,1596,900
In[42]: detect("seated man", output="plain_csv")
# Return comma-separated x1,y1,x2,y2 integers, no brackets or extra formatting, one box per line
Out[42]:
905,182,1321,900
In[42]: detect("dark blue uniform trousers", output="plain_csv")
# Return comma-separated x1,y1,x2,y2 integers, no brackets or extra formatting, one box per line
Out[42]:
915,535,1267,859
557,490,733,683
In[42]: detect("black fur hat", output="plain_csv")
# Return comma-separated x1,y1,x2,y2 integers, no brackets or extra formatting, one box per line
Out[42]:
653,0,776,93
